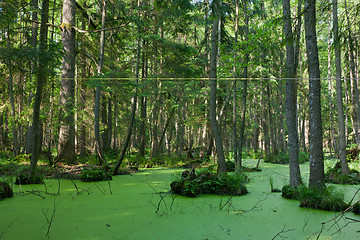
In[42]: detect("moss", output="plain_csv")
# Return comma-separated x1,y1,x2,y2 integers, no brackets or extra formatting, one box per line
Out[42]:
0,181,13,200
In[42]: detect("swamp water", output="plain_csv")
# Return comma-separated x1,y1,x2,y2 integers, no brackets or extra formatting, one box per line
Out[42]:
1,159,360,240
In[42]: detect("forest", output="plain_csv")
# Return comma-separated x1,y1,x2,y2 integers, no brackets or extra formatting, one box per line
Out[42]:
1,0,360,239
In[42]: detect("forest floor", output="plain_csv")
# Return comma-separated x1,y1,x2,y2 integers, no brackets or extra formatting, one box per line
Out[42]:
1,159,360,240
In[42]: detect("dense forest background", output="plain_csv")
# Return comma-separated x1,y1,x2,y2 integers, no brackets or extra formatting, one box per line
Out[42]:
1,0,360,184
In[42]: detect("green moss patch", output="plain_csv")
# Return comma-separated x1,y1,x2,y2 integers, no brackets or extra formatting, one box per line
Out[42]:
170,168,248,197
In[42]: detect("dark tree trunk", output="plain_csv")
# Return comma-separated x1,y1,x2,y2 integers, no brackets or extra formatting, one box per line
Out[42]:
304,0,324,189
283,0,301,187
209,0,227,173
29,0,50,176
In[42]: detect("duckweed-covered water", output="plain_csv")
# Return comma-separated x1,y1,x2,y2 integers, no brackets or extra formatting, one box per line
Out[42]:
1,160,360,240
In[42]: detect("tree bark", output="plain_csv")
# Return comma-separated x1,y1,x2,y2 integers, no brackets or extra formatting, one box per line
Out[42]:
333,0,350,175
57,0,76,164
236,0,249,170
344,0,360,146
94,0,107,164
209,0,227,173
6,28,20,156
283,0,301,187
29,0,50,177
304,0,324,189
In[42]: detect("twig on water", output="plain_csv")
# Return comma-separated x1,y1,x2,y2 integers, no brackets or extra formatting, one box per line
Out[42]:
42,200,58,238
271,224,294,240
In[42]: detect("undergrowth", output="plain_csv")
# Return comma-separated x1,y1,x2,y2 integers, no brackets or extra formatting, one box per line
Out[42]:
325,161,360,184
264,151,309,164
170,168,248,197
80,168,112,182
282,185,349,212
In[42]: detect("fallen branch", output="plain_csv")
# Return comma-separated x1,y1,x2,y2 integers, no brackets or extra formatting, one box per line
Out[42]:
236,196,268,215
42,201,58,238
0,217,19,239
272,224,294,240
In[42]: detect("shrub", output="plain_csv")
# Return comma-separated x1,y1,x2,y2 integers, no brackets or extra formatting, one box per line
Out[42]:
325,162,360,184
282,185,301,200
170,168,248,197
282,184,348,212
0,181,13,200
15,167,44,185
80,168,112,182
352,202,360,214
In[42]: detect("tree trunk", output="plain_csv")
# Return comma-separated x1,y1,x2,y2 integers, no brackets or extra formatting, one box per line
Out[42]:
29,0,50,177
26,0,39,154
333,0,350,175
236,0,249,170
6,29,19,156
57,0,76,164
209,0,227,173
283,0,301,187
304,0,324,189
94,0,107,164
344,0,360,146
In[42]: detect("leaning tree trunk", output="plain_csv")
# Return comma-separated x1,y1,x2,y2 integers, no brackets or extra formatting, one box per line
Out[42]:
333,0,350,175
304,0,324,189
113,33,141,174
209,0,227,173
283,0,301,187
29,0,50,177
57,0,76,164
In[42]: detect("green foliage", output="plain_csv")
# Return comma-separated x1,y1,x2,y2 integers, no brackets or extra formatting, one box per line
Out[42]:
15,168,44,185
0,181,13,200
352,202,360,214
264,151,309,164
225,160,261,173
325,162,360,184
282,185,348,212
80,168,112,182
282,185,301,200
170,168,248,197
14,154,31,163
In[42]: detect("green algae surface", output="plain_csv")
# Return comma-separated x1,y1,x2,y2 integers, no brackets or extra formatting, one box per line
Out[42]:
1,160,360,240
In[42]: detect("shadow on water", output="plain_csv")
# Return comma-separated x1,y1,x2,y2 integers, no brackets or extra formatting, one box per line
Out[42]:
1,160,360,239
